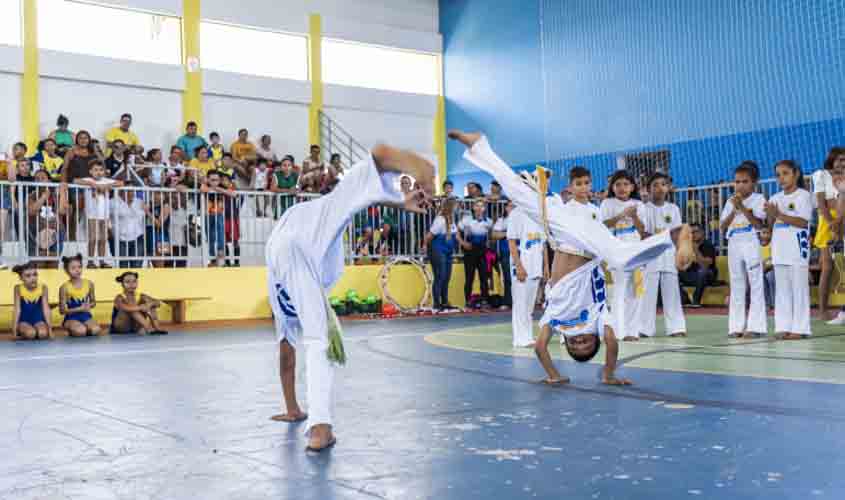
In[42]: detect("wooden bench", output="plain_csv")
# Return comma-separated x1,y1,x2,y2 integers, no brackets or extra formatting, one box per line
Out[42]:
0,296,212,324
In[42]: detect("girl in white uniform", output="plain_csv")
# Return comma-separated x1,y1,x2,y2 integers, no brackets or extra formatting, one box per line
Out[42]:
641,172,687,337
506,202,547,347
265,145,433,452
720,161,768,338
765,160,813,340
600,171,647,341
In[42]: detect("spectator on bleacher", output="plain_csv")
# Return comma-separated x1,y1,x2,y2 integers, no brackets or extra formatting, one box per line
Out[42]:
487,180,503,202
812,146,845,321
48,114,75,156
145,190,171,269
271,156,299,194
30,138,64,181
166,146,187,186
167,191,191,268
678,223,718,307
208,132,225,166
176,121,208,161
320,163,341,194
256,134,279,163
299,169,321,194
111,190,146,268
27,170,67,263
251,158,270,217
442,179,455,198
201,170,235,267
189,145,215,179
105,113,140,153
230,129,256,165
466,182,483,199
15,158,34,183
142,148,168,187
302,144,324,176
221,172,240,266
329,153,344,176
228,153,251,191
105,139,129,177
7,142,28,174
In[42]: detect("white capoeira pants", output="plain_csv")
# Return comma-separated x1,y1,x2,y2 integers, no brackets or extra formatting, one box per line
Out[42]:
609,268,644,339
512,275,541,346
728,241,767,335
774,264,811,335
265,151,404,434
640,271,687,337
462,136,674,271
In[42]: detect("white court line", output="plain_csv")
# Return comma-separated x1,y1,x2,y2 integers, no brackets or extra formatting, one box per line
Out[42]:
0,331,428,363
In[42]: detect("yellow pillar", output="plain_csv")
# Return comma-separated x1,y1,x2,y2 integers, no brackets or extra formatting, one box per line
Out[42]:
182,0,203,130
308,14,323,147
433,56,448,194
22,0,40,151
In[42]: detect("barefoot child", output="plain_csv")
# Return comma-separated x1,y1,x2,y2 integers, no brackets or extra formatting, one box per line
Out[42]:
720,162,767,338
266,144,434,452
111,272,168,335
640,172,687,338
766,161,812,340
59,254,102,337
600,170,647,341
448,131,695,386
11,262,52,340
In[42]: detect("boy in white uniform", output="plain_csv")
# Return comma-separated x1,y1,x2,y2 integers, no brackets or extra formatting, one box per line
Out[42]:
640,172,687,338
266,145,433,452
448,131,695,384
507,202,547,347
720,161,768,338
766,160,813,339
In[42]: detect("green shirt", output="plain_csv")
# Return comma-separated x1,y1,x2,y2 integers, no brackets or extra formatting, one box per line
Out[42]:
274,171,298,190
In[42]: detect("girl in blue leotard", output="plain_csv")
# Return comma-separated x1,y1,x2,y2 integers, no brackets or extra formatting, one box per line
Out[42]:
59,254,102,337
110,272,167,335
11,262,52,340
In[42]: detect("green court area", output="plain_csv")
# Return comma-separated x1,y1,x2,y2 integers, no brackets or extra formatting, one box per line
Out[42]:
425,315,845,384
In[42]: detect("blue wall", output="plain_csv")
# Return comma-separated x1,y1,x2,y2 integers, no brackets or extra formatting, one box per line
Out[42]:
441,0,845,194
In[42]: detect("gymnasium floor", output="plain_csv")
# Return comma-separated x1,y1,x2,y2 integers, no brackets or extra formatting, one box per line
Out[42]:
1,312,843,500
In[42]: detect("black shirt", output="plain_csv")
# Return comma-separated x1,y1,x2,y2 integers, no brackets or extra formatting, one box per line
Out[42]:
690,240,718,279
105,154,127,177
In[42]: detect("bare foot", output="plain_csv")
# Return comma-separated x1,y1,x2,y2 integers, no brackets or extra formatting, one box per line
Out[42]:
782,333,804,340
447,129,482,148
669,332,687,337
674,224,695,271
306,424,336,452
622,336,640,342
271,411,308,423
371,144,436,196
539,376,570,385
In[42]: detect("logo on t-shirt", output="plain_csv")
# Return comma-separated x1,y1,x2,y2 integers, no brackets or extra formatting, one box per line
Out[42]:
788,202,795,211
592,213,597,220
664,214,672,223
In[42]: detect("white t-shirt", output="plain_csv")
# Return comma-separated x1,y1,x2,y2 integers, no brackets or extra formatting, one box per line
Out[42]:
110,196,146,241
430,215,458,236
459,215,493,246
81,177,117,220
147,162,169,186
719,192,766,245
561,199,600,257
812,169,837,201
643,201,682,273
769,188,812,267
506,207,545,278
253,168,268,190
600,197,646,242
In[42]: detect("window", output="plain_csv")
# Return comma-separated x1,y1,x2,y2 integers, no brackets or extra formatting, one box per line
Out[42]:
38,0,181,65
0,0,22,47
322,40,439,95
200,21,307,81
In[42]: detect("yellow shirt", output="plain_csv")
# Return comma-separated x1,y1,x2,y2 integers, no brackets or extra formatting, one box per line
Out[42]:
43,155,64,180
230,141,256,162
190,158,215,175
209,144,224,162
105,127,140,148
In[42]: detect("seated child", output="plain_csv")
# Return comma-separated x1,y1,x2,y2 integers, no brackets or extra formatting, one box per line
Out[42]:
111,272,168,335
11,262,52,340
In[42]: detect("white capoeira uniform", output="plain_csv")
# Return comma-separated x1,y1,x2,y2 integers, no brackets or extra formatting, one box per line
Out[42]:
461,136,676,341
640,201,687,337
507,206,545,347
769,188,813,336
600,197,647,339
720,193,768,335
460,136,675,274
265,153,404,433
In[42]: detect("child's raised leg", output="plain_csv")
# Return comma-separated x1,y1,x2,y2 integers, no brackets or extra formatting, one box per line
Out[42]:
534,325,568,385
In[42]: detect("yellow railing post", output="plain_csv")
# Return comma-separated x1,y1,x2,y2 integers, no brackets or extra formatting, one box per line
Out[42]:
308,14,323,147
22,0,40,151
433,55,447,194
182,0,203,131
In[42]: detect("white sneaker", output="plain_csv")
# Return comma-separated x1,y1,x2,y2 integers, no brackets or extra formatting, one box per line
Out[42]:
826,311,845,326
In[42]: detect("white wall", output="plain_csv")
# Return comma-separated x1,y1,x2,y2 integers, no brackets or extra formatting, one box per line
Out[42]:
0,72,21,152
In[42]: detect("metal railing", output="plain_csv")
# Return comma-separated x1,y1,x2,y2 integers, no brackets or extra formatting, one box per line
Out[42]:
0,177,818,268
318,110,369,171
